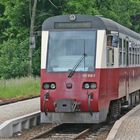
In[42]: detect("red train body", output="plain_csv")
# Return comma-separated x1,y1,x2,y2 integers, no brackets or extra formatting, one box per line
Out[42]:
40,15,140,123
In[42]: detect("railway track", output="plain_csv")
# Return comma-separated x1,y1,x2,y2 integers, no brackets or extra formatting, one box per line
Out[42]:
12,104,133,140
27,123,113,140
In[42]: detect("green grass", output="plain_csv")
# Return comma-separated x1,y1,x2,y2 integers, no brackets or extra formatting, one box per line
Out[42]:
0,77,40,99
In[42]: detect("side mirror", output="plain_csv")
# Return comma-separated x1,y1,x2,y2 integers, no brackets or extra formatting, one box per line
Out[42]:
112,35,119,47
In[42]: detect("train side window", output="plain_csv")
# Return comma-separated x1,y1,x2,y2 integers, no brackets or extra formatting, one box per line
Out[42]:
138,55,140,65
112,34,119,47
129,41,132,65
131,45,134,65
138,46,140,64
126,40,129,66
119,38,122,65
106,35,114,66
122,39,129,66
135,45,137,65
133,51,135,65
131,42,135,65
107,35,113,47
133,44,136,65
138,46,140,65
123,39,126,65
135,44,138,65
139,46,140,65
107,48,114,66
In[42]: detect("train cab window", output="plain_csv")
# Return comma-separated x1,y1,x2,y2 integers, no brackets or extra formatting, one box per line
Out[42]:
47,31,96,72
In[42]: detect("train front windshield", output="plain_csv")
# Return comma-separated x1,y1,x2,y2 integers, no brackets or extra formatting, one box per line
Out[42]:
47,31,96,72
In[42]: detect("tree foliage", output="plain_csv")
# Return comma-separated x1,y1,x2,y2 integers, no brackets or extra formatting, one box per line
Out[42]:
0,0,140,79
64,0,140,28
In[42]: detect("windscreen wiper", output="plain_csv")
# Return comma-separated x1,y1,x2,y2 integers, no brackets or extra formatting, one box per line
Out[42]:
68,53,87,78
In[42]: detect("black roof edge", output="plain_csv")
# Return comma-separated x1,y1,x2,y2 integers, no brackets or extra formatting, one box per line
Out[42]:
42,14,140,40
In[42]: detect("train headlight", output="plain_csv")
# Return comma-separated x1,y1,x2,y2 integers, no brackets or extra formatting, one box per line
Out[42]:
90,83,97,89
83,82,97,89
43,83,50,89
84,83,90,89
43,82,56,90
50,83,56,89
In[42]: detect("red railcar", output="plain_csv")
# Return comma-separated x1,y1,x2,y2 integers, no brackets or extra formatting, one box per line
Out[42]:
40,15,140,123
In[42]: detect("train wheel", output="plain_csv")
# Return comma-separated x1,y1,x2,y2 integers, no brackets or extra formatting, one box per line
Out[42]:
107,100,121,122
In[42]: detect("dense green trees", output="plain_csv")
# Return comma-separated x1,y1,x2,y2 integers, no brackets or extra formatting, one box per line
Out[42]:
0,0,30,79
64,0,140,29
0,0,64,79
0,0,140,79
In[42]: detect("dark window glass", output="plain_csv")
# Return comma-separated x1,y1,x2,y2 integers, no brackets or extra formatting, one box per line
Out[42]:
47,31,96,72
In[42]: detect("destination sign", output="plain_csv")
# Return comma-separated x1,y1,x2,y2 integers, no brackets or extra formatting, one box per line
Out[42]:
54,22,92,29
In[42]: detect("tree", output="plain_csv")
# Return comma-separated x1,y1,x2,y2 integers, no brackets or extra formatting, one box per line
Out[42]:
1,0,140,79
0,39,29,79
64,0,140,32
0,0,66,79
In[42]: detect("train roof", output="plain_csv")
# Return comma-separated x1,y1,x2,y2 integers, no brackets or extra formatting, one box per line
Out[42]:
42,14,140,40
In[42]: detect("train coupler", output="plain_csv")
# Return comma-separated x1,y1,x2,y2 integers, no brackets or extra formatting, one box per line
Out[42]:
55,99,81,112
